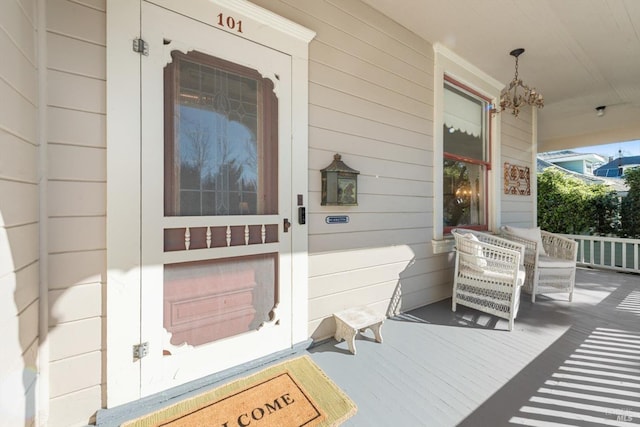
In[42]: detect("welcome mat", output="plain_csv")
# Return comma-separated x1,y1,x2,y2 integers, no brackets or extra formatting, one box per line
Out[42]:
123,356,356,427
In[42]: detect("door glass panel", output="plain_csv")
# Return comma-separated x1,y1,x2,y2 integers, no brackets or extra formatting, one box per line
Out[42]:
165,51,278,216
163,254,277,347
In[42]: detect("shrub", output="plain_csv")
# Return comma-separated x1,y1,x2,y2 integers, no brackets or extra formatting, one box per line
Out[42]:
621,167,640,238
537,168,619,235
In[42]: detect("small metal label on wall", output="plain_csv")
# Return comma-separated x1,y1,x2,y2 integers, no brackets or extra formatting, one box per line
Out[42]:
325,215,349,224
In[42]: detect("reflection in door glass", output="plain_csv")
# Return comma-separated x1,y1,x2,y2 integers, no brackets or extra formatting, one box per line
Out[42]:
165,51,278,216
163,254,277,347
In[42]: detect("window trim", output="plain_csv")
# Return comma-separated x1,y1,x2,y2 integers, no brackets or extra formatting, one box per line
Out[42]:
432,44,503,252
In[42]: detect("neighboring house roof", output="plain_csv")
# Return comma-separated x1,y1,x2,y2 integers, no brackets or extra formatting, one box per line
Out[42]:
594,155,640,177
538,150,607,164
536,158,629,194
538,150,607,176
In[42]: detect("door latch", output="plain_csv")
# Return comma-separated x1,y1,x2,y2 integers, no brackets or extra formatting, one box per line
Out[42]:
283,218,291,232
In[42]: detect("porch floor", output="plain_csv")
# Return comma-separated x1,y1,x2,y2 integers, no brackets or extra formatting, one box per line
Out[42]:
308,267,640,426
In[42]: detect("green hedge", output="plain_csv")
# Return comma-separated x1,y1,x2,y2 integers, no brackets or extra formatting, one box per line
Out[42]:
621,167,640,238
537,169,620,235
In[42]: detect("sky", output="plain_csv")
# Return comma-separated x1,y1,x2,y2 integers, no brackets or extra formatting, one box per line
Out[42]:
571,139,640,159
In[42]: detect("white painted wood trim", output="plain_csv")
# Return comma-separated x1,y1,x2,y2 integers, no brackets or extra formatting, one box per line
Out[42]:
491,106,502,232
531,108,539,227
432,43,501,249
289,44,311,347
432,61,445,245
148,0,316,45
163,215,280,228
105,0,143,408
209,0,315,42
432,237,455,255
433,44,503,93
37,0,50,424
163,244,280,264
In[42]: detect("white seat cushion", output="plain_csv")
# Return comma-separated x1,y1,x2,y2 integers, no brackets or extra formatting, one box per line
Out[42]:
538,255,575,268
462,265,525,285
517,265,526,285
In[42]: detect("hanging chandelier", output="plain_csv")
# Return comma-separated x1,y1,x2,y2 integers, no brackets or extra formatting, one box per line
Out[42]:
495,48,544,117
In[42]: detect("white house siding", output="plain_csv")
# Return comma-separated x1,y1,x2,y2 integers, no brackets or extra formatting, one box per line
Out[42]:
45,0,106,426
500,110,536,227
16,0,537,424
0,0,39,426
248,0,448,341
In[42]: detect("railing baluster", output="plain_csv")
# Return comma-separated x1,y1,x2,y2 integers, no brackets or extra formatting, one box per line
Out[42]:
226,226,231,247
206,226,211,248
563,233,640,273
185,227,190,250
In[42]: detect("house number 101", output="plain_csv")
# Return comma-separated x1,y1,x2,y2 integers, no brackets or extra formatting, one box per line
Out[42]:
217,13,243,33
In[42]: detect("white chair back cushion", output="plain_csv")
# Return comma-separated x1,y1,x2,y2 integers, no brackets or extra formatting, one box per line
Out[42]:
457,232,488,268
503,225,548,256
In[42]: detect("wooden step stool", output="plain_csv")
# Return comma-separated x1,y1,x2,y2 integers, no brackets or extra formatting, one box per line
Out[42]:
333,306,384,355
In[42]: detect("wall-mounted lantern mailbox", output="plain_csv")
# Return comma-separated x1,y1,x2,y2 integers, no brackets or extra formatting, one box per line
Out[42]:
321,153,359,206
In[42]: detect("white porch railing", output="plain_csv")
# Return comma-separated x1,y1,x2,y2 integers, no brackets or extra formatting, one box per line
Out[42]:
563,234,640,273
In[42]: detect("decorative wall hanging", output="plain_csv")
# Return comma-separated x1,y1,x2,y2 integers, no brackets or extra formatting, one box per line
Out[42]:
504,162,531,195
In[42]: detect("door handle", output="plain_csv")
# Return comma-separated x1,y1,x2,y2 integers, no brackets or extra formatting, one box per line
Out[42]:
283,218,291,233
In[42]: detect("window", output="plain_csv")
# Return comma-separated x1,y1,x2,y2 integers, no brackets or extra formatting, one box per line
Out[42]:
442,78,491,232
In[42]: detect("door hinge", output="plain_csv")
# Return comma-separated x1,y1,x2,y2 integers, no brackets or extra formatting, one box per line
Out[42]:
132,38,149,56
133,342,149,360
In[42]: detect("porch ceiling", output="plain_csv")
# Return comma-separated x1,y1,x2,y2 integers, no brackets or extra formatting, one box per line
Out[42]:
362,0,640,152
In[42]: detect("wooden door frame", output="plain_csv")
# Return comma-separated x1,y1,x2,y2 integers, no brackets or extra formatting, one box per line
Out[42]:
106,0,314,408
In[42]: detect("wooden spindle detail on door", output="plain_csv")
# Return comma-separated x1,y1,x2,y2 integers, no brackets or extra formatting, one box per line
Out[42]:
206,226,212,248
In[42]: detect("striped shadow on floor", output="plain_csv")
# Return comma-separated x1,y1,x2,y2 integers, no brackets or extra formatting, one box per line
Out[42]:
455,272,640,427
510,327,640,426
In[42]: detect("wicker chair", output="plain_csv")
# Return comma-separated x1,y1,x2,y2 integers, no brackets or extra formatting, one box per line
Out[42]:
500,226,578,303
451,229,526,331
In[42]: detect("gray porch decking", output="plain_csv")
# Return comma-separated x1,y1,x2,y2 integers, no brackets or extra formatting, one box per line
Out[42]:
308,267,640,426
96,267,640,426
